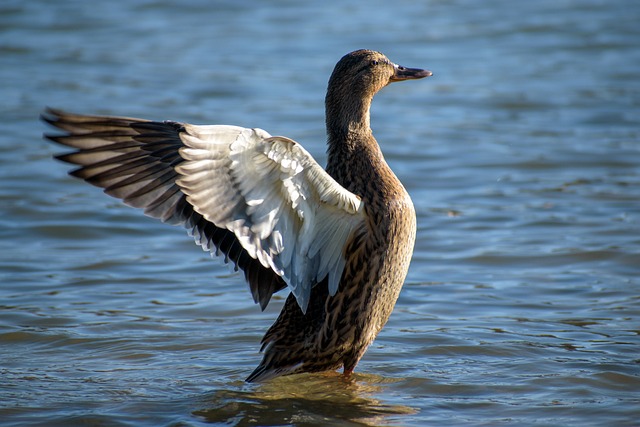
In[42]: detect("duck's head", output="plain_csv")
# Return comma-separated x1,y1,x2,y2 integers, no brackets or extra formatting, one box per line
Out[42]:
325,50,431,136
327,50,432,100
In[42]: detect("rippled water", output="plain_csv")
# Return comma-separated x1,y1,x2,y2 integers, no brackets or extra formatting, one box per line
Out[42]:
2,0,639,426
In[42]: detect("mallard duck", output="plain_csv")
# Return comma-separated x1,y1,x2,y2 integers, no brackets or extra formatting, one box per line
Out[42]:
42,49,432,382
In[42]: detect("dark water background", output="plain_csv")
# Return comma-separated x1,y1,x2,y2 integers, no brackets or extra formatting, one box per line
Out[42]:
1,0,639,425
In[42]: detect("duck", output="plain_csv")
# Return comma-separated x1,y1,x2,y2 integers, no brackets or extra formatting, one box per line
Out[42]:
42,49,432,382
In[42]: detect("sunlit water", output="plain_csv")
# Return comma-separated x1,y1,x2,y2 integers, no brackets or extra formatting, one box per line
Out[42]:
1,0,639,426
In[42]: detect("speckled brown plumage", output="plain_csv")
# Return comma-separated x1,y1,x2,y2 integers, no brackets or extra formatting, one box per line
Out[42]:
246,50,429,381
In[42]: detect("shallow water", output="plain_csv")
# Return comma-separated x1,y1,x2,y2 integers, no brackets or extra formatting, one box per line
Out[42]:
1,0,639,426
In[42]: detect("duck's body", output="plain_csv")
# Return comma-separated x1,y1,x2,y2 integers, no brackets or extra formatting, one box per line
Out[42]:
43,50,431,382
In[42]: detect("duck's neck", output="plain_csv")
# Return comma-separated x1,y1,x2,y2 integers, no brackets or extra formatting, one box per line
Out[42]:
325,89,395,198
325,88,373,151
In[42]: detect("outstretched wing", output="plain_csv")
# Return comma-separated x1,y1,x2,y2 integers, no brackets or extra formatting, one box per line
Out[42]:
42,108,365,313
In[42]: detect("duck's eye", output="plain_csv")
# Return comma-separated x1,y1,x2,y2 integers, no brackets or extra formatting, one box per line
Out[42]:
371,60,379,66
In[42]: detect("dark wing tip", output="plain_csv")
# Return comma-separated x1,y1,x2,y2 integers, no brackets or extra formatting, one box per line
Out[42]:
41,107,64,139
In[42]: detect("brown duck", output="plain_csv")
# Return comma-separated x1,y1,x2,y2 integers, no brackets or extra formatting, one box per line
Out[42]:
42,49,432,382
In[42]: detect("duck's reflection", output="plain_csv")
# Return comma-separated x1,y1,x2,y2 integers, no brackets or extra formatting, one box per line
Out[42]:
193,372,416,426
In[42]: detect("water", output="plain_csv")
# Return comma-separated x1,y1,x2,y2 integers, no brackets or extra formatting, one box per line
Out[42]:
1,0,639,425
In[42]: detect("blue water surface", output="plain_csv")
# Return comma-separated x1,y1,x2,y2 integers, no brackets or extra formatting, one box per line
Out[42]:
1,0,639,426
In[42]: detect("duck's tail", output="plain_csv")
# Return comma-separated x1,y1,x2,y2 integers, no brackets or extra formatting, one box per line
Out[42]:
245,288,344,382
246,342,344,382
246,354,306,382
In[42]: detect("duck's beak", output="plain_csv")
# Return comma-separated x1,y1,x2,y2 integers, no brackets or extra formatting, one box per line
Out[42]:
390,64,433,82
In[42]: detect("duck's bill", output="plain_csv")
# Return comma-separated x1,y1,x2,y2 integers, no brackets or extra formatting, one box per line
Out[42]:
390,64,433,82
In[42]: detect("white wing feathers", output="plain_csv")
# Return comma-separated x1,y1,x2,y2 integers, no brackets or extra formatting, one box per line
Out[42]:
175,125,364,313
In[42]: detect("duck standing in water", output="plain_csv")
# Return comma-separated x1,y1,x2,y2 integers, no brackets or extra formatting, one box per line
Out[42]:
43,49,432,382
